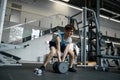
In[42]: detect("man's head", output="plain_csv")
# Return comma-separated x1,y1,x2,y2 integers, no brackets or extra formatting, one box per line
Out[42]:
64,24,75,37
65,24,75,31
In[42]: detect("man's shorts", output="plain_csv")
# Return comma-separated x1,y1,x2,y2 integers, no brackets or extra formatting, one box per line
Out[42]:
49,41,66,53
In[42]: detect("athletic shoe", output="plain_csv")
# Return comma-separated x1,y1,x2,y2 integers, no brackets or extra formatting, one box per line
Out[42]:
68,67,77,72
39,65,46,72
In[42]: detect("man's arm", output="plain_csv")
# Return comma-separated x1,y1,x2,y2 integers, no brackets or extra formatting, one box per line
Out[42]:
62,37,72,62
56,36,62,62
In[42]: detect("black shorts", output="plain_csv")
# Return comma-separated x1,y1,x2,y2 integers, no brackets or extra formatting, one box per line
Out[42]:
49,41,66,53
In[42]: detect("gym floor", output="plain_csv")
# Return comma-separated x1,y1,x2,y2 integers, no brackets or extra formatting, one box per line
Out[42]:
0,63,120,80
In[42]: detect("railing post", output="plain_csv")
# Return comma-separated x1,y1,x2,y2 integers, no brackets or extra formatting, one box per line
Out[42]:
0,0,7,43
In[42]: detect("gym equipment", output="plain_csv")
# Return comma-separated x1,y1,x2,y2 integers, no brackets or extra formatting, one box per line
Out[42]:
0,43,29,51
34,68,42,76
53,62,68,74
0,51,22,66
95,65,109,71
97,55,120,59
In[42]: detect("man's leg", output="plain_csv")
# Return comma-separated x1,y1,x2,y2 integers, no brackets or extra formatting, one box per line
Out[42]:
40,47,56,71
68,50,77,72
68,50,74,67
61,43,77,72
61,44,70,62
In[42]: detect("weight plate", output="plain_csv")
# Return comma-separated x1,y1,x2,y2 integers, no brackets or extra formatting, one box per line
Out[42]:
53,62,59,73
58,62,68,74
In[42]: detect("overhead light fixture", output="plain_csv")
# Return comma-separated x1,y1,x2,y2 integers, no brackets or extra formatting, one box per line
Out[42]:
49,0,82,11
100,8,120,16
49,0,120,23
62,0,70,2
100,15,120,23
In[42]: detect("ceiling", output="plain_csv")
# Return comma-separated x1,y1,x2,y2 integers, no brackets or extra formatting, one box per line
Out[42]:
59,0,120,21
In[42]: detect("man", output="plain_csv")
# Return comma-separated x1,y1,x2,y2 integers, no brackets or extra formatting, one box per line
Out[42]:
40,24,77,72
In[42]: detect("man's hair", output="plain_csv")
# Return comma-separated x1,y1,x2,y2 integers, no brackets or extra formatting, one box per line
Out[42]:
65,24,75,31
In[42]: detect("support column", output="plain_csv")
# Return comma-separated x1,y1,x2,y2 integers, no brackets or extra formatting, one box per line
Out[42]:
96,0,100,29
81,7,87,65
0,0,7,43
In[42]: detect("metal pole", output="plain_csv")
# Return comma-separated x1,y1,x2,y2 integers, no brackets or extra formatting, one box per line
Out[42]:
0,0,7,43
81,7,87,65
96,0,101,66
96,0,100,30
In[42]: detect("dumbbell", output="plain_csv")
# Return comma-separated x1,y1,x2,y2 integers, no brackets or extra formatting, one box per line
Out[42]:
53,62,68,74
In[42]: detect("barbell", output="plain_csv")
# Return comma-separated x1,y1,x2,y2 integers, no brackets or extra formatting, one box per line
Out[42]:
53,62,68,74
